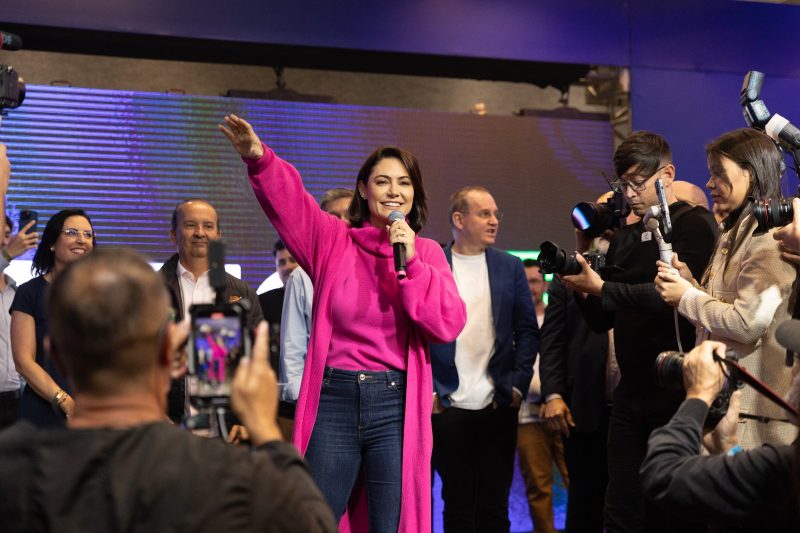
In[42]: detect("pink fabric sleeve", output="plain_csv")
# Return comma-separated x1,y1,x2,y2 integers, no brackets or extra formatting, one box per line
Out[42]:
244,144,347,280
398,241,466,344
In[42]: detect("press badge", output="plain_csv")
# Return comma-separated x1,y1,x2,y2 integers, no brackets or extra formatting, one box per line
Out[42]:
641,231,652,242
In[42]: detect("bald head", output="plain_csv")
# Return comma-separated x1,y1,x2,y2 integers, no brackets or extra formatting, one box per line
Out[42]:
48,248,170,394
673,181,709,210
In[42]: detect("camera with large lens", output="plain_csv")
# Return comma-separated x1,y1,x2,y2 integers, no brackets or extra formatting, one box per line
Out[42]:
538,240,606,276
571,190,630,238
655,350,741,428
752,197,793,234
0,65,25,110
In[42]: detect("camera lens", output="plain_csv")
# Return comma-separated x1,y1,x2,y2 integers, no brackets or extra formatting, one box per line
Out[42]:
654,351,685,390
572,202,615,238
753,197,793,234
538,241,582,276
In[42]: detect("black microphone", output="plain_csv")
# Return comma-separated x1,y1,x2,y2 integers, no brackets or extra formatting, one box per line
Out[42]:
388,210,407,280
208,240,227,306
765,113,800,150
0,31,22,51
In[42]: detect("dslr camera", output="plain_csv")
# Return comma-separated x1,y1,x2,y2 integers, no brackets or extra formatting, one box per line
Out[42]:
655,349,741,428
0,31,25,111
571,189,630,238
538,240,606,276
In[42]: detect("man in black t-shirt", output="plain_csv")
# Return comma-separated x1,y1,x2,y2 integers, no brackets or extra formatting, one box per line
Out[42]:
562,132,717,533
0,248,336,533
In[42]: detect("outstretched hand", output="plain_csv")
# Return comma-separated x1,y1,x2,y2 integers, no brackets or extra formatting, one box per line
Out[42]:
218,114,265,160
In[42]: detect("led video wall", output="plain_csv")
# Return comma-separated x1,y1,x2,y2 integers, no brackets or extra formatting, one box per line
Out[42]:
0,85,613,287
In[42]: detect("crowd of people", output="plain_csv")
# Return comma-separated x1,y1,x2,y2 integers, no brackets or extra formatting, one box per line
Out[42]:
0,118,800,533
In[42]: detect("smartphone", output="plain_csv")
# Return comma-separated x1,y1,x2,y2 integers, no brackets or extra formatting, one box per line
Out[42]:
18,209,38,235
654,179,672,235
187,304,249,408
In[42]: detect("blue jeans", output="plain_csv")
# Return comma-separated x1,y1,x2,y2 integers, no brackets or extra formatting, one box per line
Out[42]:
305,367,406,532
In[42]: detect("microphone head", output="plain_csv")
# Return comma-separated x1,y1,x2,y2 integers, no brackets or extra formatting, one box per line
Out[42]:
388,210,405,223
776,319,800,353
0,31,22,51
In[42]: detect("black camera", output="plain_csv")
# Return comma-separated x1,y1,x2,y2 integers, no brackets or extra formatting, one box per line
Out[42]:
0,65,24,110
752,197,793,234
538,240,606,276
655,350,742,428
571,190,630,238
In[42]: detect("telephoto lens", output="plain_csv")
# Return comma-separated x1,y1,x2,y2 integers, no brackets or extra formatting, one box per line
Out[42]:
752,197,793,234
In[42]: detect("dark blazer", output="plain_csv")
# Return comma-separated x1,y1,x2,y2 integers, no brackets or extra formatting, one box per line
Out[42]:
160,253,263,329
160,253,264,422
430,245,539,408
538,276,609,433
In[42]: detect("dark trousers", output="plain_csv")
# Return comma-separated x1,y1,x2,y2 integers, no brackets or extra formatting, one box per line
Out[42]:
304,367,405,533
432,404,518,533
563,403,611,533
0,389,20,430
605,395,706,533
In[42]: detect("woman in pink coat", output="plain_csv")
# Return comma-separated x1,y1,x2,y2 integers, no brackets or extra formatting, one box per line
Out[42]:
220,115,466,533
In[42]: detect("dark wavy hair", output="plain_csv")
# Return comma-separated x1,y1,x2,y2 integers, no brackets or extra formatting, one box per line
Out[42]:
702,128,783,284
32,209,96,276
347,146,428,233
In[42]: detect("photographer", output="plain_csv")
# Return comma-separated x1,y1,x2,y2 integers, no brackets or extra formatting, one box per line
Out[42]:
561,131,718,532
655,129,797,448
640,340,798,532
0,248,337,532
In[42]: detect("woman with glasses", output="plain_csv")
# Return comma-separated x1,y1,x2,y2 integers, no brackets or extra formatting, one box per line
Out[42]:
220,115,466,533
655,128,797,448
11,209,95,427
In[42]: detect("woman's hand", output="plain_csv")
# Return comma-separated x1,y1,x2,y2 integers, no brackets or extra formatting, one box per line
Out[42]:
773,197,800,254
5,221,39,259
386,218,416,260
655,266,693,306
656,252,694,283
218,114,265,160
60,394,75,418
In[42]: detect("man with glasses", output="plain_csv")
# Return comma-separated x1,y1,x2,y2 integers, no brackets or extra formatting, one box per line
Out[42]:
430,186,539,532
561,132,717,532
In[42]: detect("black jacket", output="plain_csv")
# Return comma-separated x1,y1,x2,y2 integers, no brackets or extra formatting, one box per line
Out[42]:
539,276,609,433
577,202,717,408
160,253,263,329
641,399,799,532
0,421,337,532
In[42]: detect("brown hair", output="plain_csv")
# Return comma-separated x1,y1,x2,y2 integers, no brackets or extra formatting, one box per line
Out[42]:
448,186,491,228
347,146,428,233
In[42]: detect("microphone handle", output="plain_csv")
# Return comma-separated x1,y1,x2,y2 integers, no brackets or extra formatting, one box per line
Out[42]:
393,242,407,280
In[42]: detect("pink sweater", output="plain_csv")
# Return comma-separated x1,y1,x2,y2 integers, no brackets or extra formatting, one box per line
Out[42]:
245,146,466,533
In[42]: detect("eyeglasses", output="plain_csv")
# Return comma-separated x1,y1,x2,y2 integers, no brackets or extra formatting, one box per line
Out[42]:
463,209,504,221
611,165,667,193
62,228,95,240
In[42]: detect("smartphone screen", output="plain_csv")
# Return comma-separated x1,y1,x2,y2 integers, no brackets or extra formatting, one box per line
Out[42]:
190,309,245,403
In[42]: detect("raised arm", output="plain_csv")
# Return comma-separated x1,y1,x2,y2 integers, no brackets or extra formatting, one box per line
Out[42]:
397,240,466,344
219,115,346,279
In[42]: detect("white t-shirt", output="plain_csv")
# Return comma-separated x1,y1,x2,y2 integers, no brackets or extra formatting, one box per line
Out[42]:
449,251,496,410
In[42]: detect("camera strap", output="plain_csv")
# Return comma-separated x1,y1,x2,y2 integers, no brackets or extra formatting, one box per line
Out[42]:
717,356,800,420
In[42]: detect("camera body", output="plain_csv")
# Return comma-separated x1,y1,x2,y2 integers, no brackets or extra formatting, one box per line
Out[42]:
571,190,630,238
538,240,606,276
0,66,24,110
655,349,741,428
